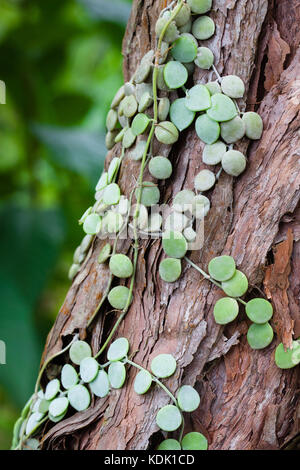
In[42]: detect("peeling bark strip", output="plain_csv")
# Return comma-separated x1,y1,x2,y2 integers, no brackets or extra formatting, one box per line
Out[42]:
264,229,294,349
40,0,300,450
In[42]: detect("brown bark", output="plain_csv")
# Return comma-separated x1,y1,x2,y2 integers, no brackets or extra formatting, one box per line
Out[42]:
40,0,300,450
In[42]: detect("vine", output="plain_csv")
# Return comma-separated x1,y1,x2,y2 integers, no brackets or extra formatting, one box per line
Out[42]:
12,0,300,451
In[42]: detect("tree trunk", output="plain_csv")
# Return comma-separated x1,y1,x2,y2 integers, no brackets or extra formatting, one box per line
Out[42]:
40,0,300,450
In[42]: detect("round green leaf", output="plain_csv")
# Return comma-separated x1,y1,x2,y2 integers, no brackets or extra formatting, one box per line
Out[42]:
25,413,44,436
194,47,214,69
107,337,129,362
275,341,300,369
108,157,121,183
111,85,125,108
192,16,215,40
61,364,78,390
163,61,188,89
134,50,153,83
207,93,237,122
109,254,133,278
213,297,239,325
174,3,191,27
208,255,236,282
157,439,181,450
192,194,210,219
149,156,172,180
181,432,208,450
45,379,60,401
68,384,91,411
157,65,169,91
108,286,131,310
220,116,245,144
162,231,188,258
292,347,300,365
123,128,137,148
106,109,118,131
185,84,211,112
136,182,160,206
171,35,197,63
246,298,273,324
222,150,246,177
187,0,212,14
83,213,102,235
247,322,274,350
242,112,263,140
80,234,93,254
79,206,93,225
173,190,195,212
159,258,182,283
69,340,92,366
103,183,121,205
205,81,221,95
156,405,182,432
132,113,151,136
89,370,110,398
114,127,126,144
98,243,111,264
129,139,147,161
195,114,220,144
158,97,170,121
108,361,126,389
68,263,79,280
221,75,245,98
170,98,195,131
122,95,138,118
147,212,163,233
155,14,178,43
194,169,216,192
102,211,123,234
80,357,99,383
138,92,153,113
202,141,226,165
134,370,152,395
177,385,200,412
38,398,51,414
221,270,248,297
49,410,67,423
155,121,179,145
48,397,69,418
151,353,176,378
106,130,118,150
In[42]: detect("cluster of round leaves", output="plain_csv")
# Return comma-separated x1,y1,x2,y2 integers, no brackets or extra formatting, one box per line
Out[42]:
17,337,207,451
209,255,274,350
159,189,210,283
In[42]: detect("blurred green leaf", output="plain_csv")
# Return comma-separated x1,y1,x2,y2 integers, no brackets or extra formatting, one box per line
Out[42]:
0,206,65,406
78,0,131,25
32,124,106,183
51,93,94,126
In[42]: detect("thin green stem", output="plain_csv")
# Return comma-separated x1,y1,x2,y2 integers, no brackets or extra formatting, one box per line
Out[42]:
94,1,184,357
34,334,79,395
125,357,185,441
124,358,178,405
15,416,48,450
87,187,134,328
184,256,247,306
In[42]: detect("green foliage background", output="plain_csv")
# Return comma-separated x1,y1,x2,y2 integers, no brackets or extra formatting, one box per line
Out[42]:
0,0,131,449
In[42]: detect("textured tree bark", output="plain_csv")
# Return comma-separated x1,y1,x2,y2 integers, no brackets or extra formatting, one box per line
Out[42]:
40,0,300,450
